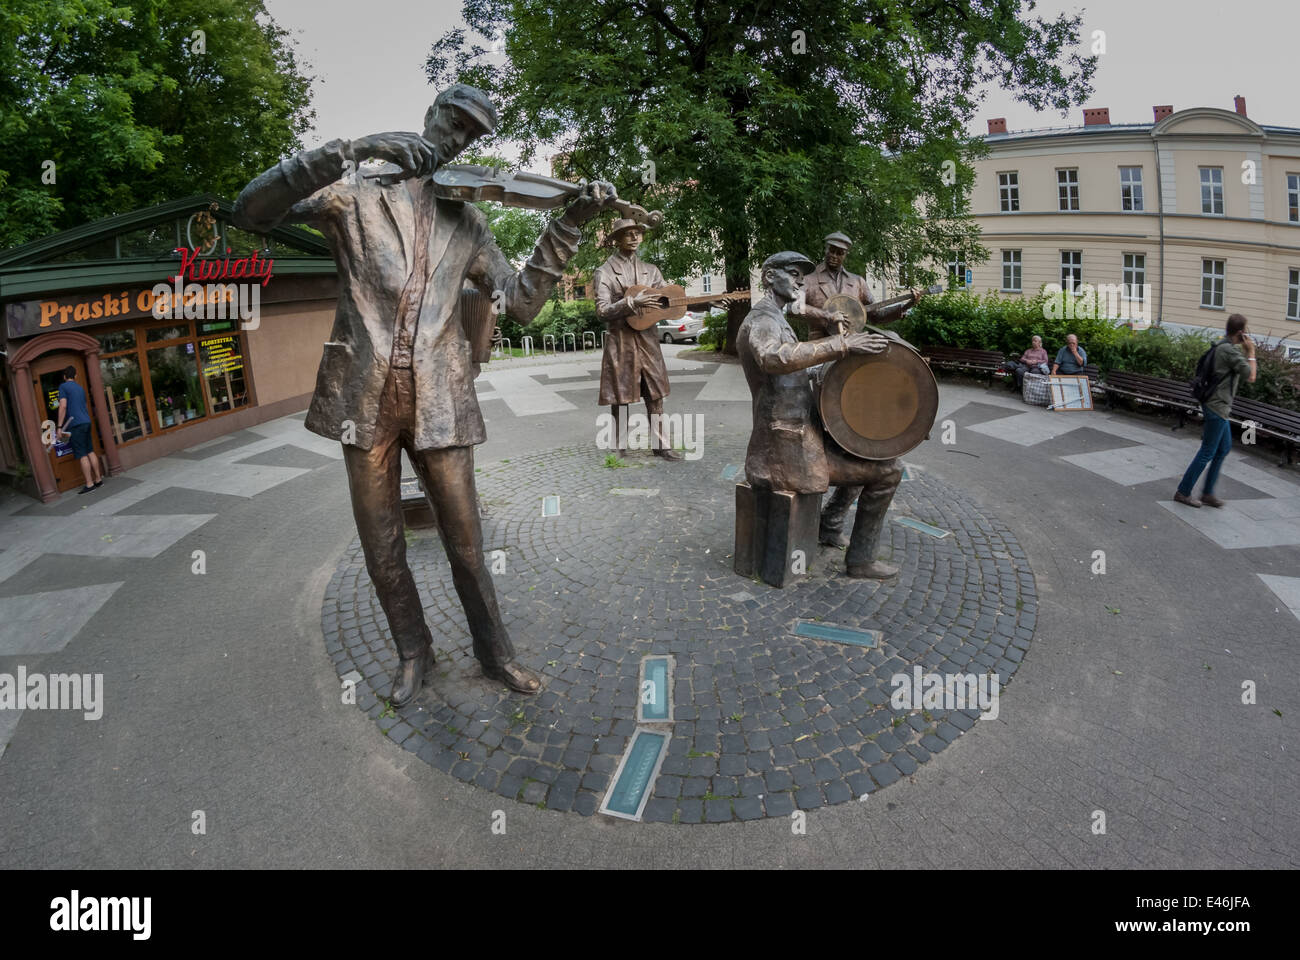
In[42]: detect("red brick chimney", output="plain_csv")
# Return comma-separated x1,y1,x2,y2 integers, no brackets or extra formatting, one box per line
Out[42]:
987,117,1007,135
1153,105,1174,123
1234,95,1247,116
1083,107,1110,126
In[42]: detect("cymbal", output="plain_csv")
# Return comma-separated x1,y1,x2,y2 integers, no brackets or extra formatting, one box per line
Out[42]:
823,294,867,333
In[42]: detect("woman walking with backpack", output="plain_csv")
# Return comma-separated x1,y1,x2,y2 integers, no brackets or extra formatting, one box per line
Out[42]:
1173,314,1256,508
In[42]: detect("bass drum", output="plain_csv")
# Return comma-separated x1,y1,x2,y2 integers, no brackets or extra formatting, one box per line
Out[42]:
814,326,939,461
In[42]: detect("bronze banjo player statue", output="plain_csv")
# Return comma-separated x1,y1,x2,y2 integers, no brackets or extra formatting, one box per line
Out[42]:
234,84,626,703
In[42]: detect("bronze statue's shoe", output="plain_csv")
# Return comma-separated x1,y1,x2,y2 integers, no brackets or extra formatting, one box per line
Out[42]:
653,447,684,461
819,527,850,548
846,560,900,580
484,660,543,694
390,647,434,707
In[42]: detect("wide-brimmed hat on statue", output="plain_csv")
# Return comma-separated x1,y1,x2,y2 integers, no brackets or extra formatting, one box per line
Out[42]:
761,251,816,277
823,231,853,251
605,218,647,244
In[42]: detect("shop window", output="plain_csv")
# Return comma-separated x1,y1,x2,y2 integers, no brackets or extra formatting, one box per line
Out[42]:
199,336,250,414
146,322,191,343
96,328,137,354
146,343,206,429
99,353,153,444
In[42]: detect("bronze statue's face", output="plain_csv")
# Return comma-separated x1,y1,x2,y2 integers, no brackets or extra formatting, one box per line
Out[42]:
825,244,848,270
425,105,482,161
766,266,804,302
615,228,643,255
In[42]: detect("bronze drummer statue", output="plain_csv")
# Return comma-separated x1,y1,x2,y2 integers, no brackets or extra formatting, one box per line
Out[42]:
738,251,905,580
594,219,684,460
234,84,618,702
799,231,924,553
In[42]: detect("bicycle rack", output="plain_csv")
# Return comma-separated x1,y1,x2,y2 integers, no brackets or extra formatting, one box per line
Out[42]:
520,336,534,357
582,331,596,350
543,334,557,354
492,337,511,358
562,332,576,352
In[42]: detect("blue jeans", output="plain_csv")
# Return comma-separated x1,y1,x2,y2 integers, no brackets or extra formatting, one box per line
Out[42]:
1177,406,1232,497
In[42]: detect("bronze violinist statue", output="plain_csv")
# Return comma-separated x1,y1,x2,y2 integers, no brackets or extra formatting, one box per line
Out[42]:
234,84,620,702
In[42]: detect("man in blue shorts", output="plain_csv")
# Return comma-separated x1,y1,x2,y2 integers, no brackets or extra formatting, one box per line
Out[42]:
56,366,103,494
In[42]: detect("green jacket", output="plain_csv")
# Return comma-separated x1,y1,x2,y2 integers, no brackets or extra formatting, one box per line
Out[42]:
1206,338,1252,419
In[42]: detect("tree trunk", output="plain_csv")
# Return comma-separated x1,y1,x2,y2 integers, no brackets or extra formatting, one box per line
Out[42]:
721,223,751,355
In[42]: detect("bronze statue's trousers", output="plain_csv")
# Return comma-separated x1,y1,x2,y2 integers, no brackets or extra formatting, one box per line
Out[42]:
820,442,903,568
341,367,512,668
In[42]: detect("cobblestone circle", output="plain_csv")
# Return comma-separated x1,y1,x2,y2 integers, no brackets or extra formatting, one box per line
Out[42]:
322,440,1037,823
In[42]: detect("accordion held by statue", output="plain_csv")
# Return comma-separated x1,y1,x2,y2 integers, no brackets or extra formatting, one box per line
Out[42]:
459,286,497,365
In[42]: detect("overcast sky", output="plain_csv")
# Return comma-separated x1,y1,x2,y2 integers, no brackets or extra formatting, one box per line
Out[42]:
264,0,1298,166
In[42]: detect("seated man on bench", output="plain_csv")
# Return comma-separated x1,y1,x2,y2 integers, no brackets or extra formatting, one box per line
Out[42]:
1051,333,1088,376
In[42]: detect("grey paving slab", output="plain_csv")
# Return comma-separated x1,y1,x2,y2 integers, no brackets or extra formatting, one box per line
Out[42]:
0,582,125,654
232,444,337,470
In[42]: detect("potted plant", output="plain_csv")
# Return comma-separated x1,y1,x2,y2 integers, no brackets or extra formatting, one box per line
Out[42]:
158,395,175,427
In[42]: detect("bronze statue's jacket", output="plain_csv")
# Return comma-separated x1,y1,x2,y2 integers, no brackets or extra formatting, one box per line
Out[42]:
736,295,849,494
594,252,671,405
233,139,580,452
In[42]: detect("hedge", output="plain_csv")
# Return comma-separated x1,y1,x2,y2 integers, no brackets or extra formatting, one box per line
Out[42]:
891,289,1300,413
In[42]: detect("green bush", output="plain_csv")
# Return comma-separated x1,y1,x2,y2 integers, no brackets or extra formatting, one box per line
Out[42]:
524,299,601,347
698,309,729,350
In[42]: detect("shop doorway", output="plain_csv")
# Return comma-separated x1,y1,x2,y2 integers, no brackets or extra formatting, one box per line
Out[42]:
30,351,103,493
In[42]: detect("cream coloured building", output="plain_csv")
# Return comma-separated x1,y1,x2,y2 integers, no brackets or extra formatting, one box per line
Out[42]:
935,100,1300,357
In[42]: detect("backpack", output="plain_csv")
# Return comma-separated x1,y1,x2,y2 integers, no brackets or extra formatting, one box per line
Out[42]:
1189,342,1230,403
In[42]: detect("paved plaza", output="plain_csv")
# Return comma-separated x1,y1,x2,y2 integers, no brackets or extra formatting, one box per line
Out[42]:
1,344,1297,867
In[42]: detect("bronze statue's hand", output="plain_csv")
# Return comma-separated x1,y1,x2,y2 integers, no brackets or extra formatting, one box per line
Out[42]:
845,332,889,355
830,310,850,336
562,179,618,225
352,131,437,180
631,288,659,308
911,287,926,302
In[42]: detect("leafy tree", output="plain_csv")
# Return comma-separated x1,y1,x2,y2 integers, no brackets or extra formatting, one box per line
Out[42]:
0,0,314,249
426,1,1096,351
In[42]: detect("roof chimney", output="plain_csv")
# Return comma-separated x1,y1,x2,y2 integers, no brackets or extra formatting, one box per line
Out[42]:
1153,104,1173,123
987,117,1007,135
1234,95,1247,116
1083,107,1110,126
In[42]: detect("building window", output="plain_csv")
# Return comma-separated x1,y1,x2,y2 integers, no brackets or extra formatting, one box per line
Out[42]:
93,319,250,444
701,274,712,294
1001,250,1022,291
947,253,967,289
1200,167,1224,215
1120,167,1144,211
1123,254,1146,302
1288,174,1299,223
998,172,1019,212
1288,268,1299,321
1060,251,1082,294
1201,259,1225,308
1058,169,1080,211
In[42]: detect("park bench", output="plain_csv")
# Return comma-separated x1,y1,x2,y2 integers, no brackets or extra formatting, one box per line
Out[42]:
920,346,1005,380
1229,397,1300,466
1100,370,1200,427
1102,370,1300,465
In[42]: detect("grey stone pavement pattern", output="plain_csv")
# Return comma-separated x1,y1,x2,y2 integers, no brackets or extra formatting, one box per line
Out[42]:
327,442,1034,822
0,344,1296,867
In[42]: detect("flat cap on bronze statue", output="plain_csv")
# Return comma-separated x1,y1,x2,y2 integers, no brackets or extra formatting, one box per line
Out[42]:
434,83,498,134
761,251,816,276
823,231,853,250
